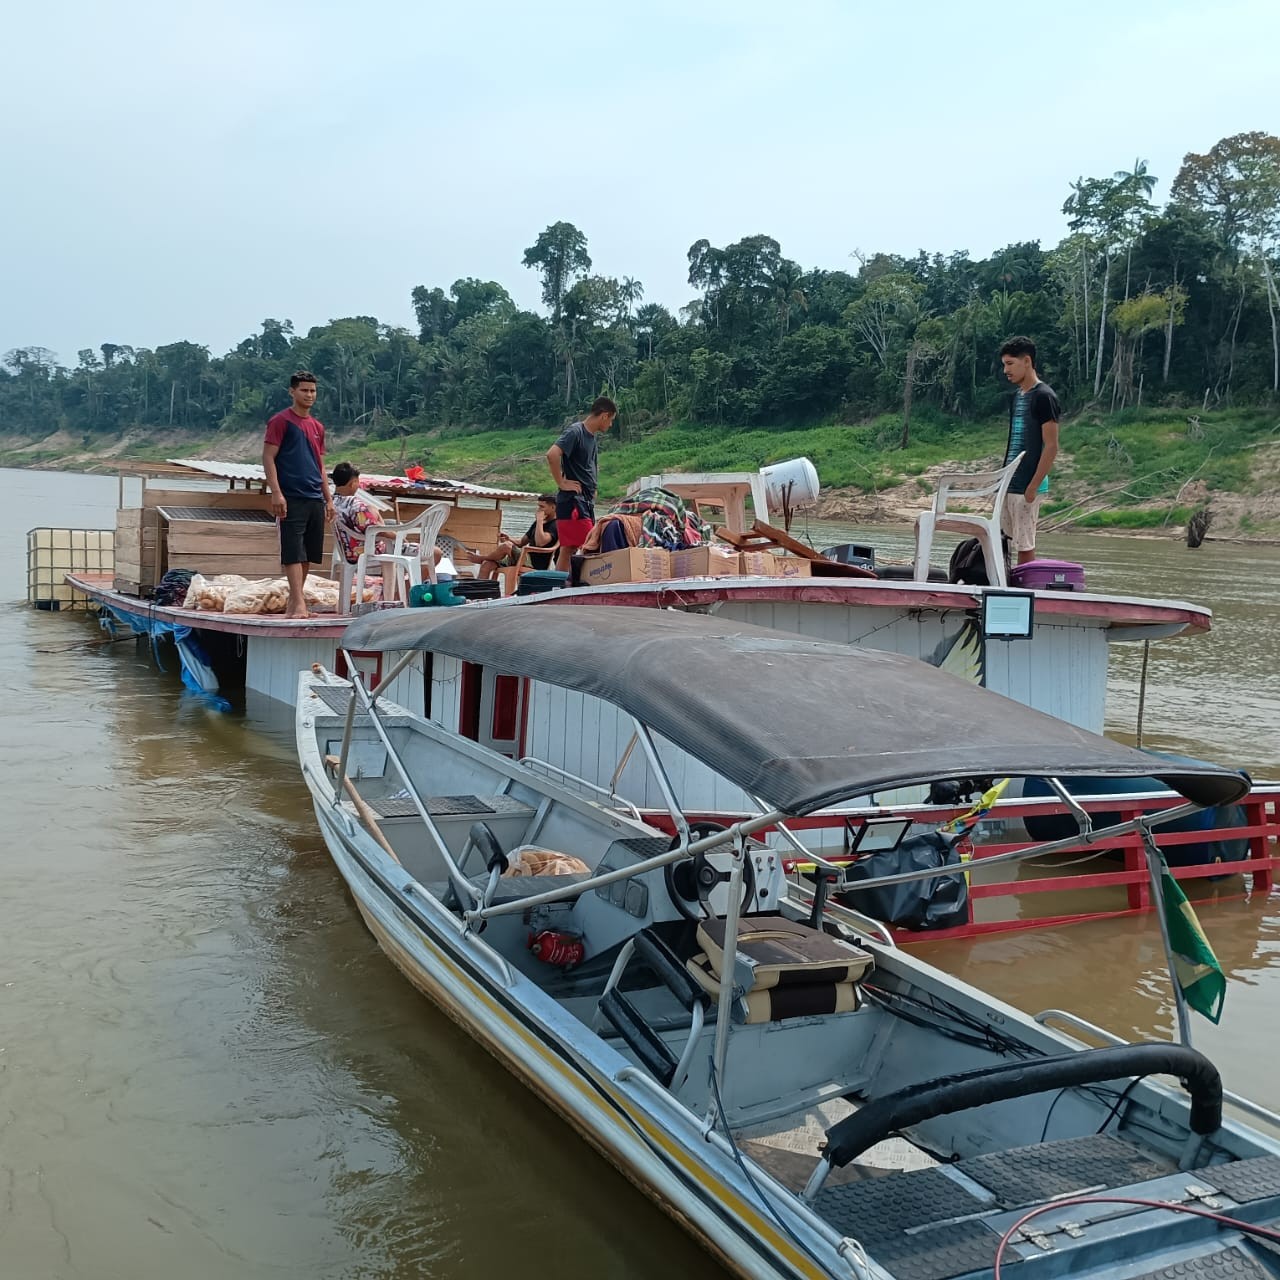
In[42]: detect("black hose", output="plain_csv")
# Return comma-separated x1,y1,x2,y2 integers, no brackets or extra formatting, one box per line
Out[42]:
824,1043,1221,1169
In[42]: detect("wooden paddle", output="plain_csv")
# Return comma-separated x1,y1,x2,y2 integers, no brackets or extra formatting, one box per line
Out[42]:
323,753,401,864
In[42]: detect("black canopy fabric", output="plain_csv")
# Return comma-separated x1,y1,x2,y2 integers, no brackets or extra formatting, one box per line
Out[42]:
340,605,1248,816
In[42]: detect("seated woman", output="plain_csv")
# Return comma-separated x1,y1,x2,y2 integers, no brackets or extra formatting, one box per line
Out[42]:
477,494,558,581
330,463,456,578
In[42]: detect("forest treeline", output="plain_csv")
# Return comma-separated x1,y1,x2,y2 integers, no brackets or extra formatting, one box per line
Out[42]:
4,131,1280,446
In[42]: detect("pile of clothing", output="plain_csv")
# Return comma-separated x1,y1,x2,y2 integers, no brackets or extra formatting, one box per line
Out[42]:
583,487,715,554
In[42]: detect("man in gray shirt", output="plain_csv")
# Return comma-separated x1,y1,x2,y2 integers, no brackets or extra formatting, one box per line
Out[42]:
546,395,617,570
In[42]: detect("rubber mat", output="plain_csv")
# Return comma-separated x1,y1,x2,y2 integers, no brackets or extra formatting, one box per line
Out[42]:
814,1166,989,1243
863,1220,1001,1280
960,1134,1175,1208
1127,1245,1276,1280
1202,1157,1280,1204
310,684,390,716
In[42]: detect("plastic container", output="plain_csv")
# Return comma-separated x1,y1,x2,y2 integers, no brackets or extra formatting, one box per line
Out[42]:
1009,559,1085,592
516,569,571,596
759,457,820,513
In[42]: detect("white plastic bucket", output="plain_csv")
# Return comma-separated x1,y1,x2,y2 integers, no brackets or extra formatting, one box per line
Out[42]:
759,457,820,512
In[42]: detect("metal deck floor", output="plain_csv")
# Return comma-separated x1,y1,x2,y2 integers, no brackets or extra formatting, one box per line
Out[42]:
812,1140,1280,1280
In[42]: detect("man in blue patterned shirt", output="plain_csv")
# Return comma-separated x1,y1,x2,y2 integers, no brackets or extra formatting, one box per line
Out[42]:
999,336,1061,565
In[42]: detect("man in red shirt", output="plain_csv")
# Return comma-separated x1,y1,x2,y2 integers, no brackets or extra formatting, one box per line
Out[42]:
262,371,334,618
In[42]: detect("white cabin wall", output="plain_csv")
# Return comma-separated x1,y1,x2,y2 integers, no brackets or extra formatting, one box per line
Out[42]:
525,682,756,815
429,654,464,731
246,636,343,704
715,601,1109,734
243,638,428,711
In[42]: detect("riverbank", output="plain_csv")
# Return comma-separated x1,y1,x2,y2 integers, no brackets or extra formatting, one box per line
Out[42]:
4,405,1278,541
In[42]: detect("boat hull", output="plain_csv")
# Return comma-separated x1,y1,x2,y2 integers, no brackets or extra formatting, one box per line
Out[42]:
308,797,837,1280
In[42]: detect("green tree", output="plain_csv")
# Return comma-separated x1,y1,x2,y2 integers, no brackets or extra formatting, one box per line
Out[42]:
522,222,591,324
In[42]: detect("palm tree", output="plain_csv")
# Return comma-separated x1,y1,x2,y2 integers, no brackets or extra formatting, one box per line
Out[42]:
1114,157,1156,199
767,262,809,338
618,276,645,320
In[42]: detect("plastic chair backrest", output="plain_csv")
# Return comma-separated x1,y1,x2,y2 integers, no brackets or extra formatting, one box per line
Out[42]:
932,452,1024,516
366,502,451,559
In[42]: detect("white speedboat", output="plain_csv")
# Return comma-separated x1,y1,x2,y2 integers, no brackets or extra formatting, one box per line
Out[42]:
296,605,1280,1280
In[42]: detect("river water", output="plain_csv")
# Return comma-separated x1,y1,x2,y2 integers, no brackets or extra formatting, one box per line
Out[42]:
3,469,1279,1278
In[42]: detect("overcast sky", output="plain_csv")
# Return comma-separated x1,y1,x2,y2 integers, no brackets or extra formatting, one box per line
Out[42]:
3,0,1276,365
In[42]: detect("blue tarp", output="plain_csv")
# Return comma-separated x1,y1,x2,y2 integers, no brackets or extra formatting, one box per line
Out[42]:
100,605,231,711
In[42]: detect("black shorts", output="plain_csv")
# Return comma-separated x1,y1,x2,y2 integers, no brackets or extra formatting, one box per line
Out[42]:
554,491,595,522
279,497,326,565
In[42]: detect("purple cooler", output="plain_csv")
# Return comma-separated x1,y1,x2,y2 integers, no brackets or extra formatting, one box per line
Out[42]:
1009,559,1085,592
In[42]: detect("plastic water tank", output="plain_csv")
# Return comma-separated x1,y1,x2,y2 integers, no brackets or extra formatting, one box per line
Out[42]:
760,457,820,513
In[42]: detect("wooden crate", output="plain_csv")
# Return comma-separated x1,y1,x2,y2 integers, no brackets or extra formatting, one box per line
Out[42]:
142,487,272,513
114,506,161,593
165,517,334,579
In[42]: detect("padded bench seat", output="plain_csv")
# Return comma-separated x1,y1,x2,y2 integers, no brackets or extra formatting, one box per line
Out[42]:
687,915,874,1024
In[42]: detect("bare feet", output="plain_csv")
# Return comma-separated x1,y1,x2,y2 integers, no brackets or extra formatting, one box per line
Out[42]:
285,608,312,620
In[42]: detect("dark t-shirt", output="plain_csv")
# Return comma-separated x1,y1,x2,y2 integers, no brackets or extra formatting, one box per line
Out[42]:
1005,381,1060,495
265,408,326,499
553,421,599,500
523,518,557,570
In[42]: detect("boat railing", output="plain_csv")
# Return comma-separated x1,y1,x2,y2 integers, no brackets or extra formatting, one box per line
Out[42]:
1034,1008,1280,1134
517,755,643,821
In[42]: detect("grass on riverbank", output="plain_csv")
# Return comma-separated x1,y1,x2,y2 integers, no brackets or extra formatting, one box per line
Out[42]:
4,404,1277,535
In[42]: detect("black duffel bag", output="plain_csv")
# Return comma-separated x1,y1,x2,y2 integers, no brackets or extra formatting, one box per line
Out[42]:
836,831,969,931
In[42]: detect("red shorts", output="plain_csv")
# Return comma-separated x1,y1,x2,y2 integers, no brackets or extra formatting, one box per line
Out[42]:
555,492,595,549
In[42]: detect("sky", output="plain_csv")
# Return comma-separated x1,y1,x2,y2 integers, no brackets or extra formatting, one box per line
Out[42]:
2,0,1277,365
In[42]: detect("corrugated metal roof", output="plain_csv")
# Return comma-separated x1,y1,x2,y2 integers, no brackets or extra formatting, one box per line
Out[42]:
159,459,535,501
167,458,267,481
359,474,536,501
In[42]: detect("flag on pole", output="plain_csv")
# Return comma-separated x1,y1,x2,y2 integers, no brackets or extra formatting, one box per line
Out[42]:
1159,864,1226,1024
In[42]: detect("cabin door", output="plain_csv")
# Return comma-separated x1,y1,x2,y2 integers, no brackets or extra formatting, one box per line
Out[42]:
460,662,527,759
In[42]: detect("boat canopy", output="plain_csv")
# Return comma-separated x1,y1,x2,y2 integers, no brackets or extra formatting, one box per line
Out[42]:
340,605,1250,815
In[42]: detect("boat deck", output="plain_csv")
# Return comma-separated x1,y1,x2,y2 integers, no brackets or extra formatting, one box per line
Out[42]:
808,1142,1280,1280
67,573,351,638
67,570,1213,641
518,575,1214,636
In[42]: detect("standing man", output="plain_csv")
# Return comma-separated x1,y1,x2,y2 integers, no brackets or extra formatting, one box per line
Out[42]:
999,336,1060,566
263,370,334,618
546,396,616,571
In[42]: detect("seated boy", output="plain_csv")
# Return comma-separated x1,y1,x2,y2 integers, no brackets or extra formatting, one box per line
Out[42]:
477,494,558,580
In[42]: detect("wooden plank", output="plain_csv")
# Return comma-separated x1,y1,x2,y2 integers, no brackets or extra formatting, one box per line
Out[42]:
166,553,287,577
116,508,142,530
441,505,503,547
143,488,272,511
169,527,334,556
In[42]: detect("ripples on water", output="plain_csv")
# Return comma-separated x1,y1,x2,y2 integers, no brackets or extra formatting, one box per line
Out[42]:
2,471,1278,1277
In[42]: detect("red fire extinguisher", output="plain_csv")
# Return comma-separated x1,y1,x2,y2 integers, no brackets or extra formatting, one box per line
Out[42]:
528,929,584,969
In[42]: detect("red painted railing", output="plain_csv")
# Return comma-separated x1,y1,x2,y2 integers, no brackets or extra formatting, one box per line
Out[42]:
643,786,1280,943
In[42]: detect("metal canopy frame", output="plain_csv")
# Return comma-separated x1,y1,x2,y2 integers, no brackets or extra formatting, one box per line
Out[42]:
322,657,1211,1061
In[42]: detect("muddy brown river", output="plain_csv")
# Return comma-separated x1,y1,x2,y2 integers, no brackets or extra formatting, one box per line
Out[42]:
3,469,1278,1277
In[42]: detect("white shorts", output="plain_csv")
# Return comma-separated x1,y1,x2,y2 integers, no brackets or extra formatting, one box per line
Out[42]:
1001,492,1042,554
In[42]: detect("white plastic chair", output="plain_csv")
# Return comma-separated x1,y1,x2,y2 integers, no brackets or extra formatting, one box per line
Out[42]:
912,452,1024,588
332,544,360,613
366,502,451,605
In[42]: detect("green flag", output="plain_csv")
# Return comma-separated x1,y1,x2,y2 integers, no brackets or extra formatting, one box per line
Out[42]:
1160,865,1226,1024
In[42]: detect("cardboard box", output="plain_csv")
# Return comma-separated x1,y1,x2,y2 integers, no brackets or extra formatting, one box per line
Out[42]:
738,550,776,576
766,555,813,579
580,547,672,586
669,545,741,579
736,551,814,578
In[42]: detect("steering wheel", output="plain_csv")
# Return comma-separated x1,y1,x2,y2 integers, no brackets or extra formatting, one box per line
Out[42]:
664,821,757,921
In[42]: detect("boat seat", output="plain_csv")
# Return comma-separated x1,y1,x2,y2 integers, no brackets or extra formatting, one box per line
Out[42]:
365,792,536,822
686,915,873,1024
